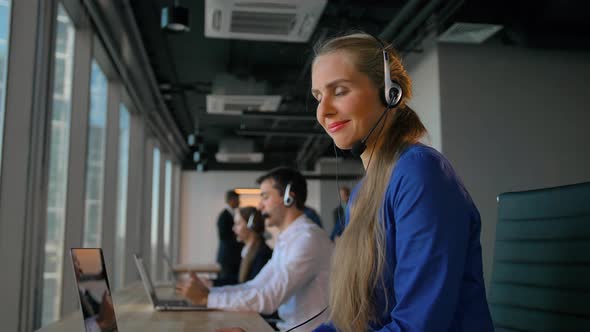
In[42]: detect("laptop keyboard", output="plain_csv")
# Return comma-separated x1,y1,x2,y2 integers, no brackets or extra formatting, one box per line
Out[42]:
161,299,190,307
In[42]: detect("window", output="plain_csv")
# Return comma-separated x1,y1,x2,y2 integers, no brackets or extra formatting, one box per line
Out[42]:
82,61,108,247
0,0,11,171
114,104,130,289
163,160,172,262
41,4,75,326
150,147,160,278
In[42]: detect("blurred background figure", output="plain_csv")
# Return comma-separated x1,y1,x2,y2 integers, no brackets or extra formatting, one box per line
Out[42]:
303,205,323,229
215,190,243,285
330,186,350,241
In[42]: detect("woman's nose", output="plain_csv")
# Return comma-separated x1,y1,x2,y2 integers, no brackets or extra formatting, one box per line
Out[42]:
317,98,334,120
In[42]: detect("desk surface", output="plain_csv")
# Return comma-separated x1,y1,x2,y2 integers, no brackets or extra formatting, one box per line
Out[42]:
36,283,274,332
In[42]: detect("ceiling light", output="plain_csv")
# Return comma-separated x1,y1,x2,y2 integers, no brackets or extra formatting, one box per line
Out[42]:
161,2,190,32
234,188,261,195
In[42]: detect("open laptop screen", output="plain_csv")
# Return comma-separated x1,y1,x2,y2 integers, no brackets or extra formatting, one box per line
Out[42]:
71,248,119,332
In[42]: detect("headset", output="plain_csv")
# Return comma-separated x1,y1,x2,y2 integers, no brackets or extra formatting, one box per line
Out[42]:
283,182,294,207
260,182,294,221
246,212,255,230
377,38,403,107
350,35,403,158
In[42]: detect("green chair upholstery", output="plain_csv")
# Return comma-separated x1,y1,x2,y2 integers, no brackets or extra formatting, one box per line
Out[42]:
489,182,590,332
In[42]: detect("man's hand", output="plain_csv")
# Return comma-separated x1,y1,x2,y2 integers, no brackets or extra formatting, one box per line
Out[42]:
201,277,213,288
176,272,209,306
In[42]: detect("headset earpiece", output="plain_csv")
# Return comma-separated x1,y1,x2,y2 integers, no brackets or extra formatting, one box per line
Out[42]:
283,182,294,207
381,49,402,107
247,213,255,229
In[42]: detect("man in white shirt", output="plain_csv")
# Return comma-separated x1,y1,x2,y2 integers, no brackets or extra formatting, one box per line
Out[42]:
177,167,333,332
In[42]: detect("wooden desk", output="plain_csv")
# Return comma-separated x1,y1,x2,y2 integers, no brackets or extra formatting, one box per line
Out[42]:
173,263,221,274
35,283,274,332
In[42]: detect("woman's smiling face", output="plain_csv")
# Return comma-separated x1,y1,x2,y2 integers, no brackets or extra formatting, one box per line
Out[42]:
312,51,383,150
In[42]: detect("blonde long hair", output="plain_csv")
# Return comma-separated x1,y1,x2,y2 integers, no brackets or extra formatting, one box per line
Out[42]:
314,33,426,332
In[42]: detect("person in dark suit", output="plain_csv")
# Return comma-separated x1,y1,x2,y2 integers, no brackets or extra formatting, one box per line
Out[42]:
303,205,323,228
216,190,243,284
330,186,350,241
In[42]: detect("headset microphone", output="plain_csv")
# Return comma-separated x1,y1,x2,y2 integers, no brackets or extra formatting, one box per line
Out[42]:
350,103,392,158
261,212,270,219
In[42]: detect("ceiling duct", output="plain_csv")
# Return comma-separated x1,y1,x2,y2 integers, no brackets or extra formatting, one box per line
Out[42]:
438,22,502,44
206,94,282,115
215,138,263,163
204,0,327,42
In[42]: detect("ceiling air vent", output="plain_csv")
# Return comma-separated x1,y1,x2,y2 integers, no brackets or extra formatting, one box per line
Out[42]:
205,0,327,42
206,94,282,115
438,23,503,44
215,138,264,163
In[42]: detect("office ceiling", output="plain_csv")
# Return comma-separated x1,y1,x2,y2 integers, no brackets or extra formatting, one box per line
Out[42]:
128,0,590,171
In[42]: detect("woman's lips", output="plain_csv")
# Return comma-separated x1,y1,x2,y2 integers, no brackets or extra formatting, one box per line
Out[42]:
328,120,350,133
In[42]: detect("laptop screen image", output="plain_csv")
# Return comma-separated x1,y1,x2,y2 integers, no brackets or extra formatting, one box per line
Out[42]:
71,248,119,332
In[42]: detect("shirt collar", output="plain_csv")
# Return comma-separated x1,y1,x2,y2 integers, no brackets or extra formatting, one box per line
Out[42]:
225,205,235,216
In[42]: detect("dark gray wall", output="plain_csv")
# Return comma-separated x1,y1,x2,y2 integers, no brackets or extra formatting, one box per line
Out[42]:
405,39,442,151
438,42,590,286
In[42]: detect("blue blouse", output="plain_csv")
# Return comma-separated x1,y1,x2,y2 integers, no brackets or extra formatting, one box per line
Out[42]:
314,144,493,332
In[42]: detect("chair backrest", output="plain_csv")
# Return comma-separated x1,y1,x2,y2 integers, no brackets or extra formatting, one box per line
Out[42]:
489,181,590,331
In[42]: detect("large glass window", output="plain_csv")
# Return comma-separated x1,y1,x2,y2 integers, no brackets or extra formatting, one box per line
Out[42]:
41,4,75,326
0,0,11,172
82,61,108,247
114,104,130,289
163,160,173,263
150,147,160,278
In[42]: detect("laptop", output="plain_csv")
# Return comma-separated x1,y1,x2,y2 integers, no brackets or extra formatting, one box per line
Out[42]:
133,254,209,311
71,248,119,332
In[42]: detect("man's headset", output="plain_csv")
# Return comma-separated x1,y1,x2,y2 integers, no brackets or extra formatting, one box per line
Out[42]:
260,182,295,220
283,182,294,207
350,35,403,158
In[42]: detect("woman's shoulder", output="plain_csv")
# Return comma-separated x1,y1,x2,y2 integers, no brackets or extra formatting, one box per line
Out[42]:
394,143,452,179
398,143,444,163
259,240,273,255
385,143,464,200
253,240,273,261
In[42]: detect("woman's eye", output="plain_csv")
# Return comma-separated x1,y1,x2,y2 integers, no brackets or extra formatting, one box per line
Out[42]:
334,87,347,96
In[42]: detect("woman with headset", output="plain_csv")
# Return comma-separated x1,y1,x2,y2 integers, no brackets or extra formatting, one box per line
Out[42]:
310,33,494,332
211,206,272,286
231,207,273,284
